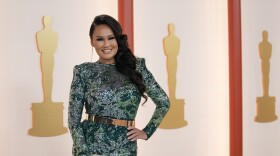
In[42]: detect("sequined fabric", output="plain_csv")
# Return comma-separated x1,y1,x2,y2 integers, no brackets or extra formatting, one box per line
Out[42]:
68,58,170,156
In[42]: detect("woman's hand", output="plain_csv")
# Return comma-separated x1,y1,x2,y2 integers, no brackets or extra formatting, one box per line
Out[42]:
127,126,147,141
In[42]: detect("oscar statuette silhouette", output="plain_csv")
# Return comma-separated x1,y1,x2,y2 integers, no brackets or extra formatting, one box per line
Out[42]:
255,30,278,122
28,16,68,136
159,23,188,129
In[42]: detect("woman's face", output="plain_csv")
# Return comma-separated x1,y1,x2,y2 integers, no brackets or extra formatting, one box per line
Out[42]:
91,24,118,64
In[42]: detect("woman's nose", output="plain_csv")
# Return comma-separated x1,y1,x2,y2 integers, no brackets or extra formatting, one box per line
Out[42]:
104,39,110,47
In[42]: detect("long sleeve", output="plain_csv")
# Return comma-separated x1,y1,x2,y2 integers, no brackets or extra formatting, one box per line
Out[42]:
139,58,170,139
68,65,89,156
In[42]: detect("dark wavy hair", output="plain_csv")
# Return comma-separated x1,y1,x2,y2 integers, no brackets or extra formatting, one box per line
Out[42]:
89,14,147,103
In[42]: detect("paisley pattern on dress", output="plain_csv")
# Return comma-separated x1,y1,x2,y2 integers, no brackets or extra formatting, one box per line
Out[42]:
68,58,170,156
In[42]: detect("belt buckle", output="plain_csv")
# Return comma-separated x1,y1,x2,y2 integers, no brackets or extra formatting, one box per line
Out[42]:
106,118,113,125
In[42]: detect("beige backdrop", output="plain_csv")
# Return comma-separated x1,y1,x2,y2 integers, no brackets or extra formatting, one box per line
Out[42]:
134,0,229,156
0,0,117,155
242,1,280,156
0,0,229,156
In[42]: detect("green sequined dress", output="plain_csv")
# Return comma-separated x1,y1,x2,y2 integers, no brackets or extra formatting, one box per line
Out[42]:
68,58,170,156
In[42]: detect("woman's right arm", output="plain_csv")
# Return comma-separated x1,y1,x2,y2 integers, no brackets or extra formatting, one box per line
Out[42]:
68,65,89,155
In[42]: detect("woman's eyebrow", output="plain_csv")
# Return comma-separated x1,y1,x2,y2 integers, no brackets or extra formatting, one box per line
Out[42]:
96,34,114,38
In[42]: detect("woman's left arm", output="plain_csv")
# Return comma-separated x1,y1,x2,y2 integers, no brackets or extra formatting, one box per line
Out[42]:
138,58,170,139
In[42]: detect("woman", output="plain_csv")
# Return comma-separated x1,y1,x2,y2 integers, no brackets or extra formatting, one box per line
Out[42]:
68,14,170,156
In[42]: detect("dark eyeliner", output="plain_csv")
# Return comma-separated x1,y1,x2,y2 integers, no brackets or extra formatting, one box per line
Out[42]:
109,36,115,40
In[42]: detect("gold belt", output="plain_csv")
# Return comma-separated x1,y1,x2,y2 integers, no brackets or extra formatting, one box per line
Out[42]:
86,114,135,127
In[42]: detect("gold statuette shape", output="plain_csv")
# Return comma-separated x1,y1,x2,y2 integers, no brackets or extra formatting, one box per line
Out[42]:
255,30,277,122
28,16,68,136
159,23,188,129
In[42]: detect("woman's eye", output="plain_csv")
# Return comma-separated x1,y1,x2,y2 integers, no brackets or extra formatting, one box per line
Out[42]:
109,37,115,40
96,38,103,41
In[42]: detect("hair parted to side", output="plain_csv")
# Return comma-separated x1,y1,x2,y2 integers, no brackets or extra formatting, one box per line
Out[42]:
89,14,148,103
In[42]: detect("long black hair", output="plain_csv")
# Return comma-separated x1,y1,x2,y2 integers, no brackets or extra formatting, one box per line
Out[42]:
89,14,147,103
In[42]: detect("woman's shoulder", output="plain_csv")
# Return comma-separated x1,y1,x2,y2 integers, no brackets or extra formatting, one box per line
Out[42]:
72,62,100,79
135,57,147,72
75,61,105,68
74,62,94,70
72,62,100,76
135,57,146,65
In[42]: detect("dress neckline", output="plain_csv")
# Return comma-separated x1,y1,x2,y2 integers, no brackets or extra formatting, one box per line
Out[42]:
96,61,115,66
